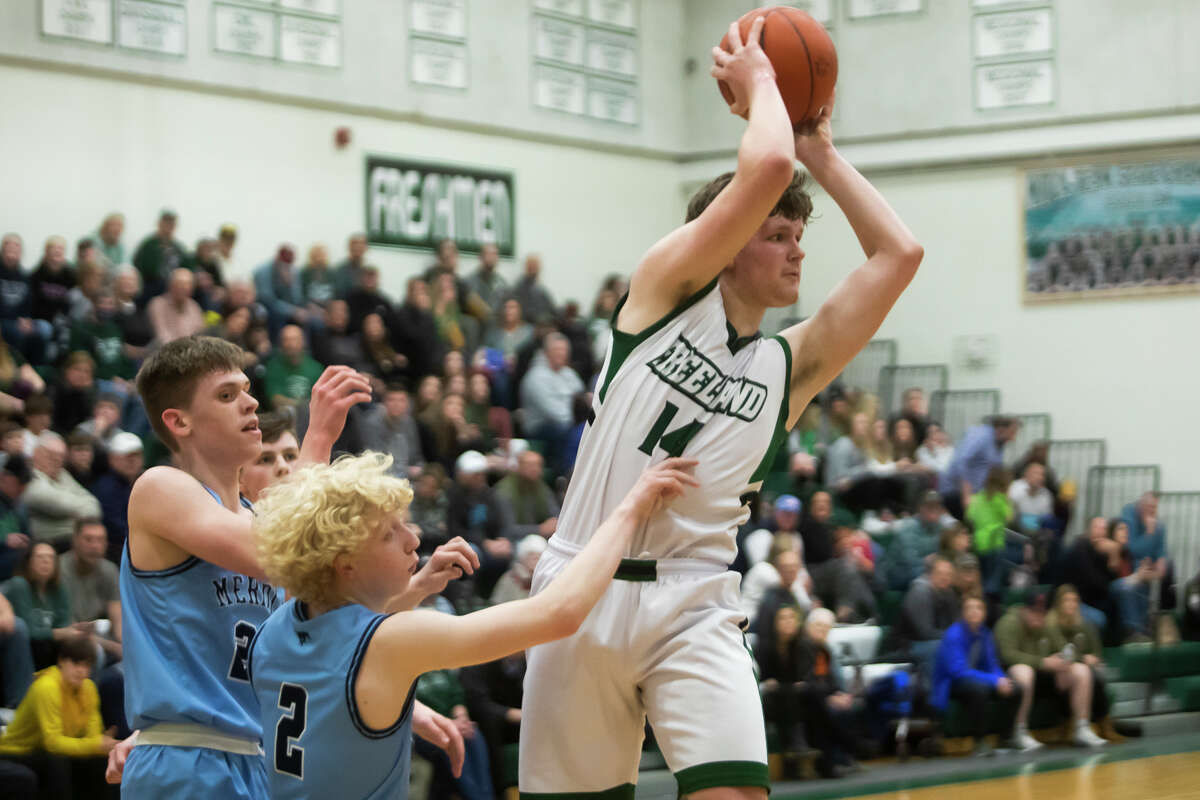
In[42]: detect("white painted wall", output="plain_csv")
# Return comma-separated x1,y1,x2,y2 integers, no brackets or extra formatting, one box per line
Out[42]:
0,62,681,308
681,0,1200,155
0,0,688,153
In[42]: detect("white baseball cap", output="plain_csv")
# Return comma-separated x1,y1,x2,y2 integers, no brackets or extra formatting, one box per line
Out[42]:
455,450,488,475
109,432,144,456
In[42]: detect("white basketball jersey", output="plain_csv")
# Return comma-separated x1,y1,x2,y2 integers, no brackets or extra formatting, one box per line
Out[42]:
555,278,791,565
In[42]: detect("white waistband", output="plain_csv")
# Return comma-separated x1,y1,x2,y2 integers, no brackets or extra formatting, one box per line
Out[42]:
137,723,263,756
546,536,728,576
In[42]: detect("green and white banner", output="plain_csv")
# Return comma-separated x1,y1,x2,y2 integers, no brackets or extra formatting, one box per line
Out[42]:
366,155,515,256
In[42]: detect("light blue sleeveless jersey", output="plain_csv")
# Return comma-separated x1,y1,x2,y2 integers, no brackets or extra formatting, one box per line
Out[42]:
249,599,415,799
120,486,283,738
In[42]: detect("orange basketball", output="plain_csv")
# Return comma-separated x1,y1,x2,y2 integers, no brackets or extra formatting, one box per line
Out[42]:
717,6,837,128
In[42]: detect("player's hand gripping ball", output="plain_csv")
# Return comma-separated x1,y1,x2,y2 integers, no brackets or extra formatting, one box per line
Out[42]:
716,5,837,129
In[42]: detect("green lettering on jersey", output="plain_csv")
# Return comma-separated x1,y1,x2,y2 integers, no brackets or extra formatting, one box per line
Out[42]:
645,335,767,422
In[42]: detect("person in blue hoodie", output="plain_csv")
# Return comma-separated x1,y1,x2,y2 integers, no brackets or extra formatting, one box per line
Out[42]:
931,594,1023,756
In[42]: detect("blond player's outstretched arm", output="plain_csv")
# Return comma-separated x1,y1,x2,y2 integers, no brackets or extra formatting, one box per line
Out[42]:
620,17,795,333
779,101,924,423
357,459,699,713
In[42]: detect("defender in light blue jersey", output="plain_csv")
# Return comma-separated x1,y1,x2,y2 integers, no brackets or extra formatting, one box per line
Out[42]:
247,451,697,799
112,336,372,797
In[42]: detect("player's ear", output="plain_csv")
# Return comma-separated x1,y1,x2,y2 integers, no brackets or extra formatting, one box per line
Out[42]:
161,408,190,441
332,551,355,582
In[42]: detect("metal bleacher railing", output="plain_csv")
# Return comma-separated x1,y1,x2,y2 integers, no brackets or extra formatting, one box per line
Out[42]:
878,364,948,417
837,338,897,396
1046,439,1106,540
1160,491,1200,580
929,389,1001,442
1003,413,1052,465
1085,464,1162,527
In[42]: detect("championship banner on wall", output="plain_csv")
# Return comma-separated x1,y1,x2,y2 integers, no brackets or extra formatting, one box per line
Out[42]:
1024,157,1200,303
366,155,515,256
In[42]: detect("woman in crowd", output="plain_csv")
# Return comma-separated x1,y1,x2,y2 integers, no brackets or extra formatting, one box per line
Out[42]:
1108,519,1158,642
484,299,533,372
432,273,467,352
1047,584,1112,727
422,392,489,473
825,413,906,514
465,372,510,447
915,421,954,476
360,312,408,390
415,374,444,418
754,605,809,778
794,608,862,779
3,542,74,669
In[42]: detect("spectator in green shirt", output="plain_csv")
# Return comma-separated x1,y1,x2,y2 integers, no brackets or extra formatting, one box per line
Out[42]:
69,291,133,389
3,542,74,670
263,324,324,411
130,209,187,302
967,466,1014,598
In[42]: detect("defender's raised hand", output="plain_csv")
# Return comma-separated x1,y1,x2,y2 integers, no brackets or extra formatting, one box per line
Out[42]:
622,458,700,518
300,365,372,464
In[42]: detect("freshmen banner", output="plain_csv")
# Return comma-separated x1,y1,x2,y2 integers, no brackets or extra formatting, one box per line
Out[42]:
366,155,515,256
1024,158,1200,303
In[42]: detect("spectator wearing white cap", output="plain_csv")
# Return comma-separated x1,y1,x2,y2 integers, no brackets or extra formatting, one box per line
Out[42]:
89,432,143,563
490,535,548,605
446,450,510,601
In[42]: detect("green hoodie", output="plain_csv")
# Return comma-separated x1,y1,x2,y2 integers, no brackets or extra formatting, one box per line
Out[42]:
993,606,1058,668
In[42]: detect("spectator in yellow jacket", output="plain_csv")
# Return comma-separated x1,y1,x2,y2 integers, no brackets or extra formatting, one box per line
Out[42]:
0,634,117,798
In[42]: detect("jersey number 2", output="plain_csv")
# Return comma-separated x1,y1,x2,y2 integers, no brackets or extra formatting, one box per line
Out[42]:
228,621,256,682
638,402,704,457
274,683,308,779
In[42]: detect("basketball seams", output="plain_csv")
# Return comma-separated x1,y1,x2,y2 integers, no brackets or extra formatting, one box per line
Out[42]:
777,10,816,123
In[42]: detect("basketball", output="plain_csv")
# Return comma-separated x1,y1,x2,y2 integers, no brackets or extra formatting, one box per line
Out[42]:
717,6,838,128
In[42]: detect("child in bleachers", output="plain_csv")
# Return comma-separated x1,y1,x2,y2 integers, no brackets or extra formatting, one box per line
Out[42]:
0,633,117,799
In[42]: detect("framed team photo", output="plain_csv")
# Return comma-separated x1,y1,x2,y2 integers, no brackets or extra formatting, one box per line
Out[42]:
1023,156,1200,303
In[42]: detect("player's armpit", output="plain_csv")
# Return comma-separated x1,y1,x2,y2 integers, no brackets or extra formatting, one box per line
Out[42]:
127,467,265,578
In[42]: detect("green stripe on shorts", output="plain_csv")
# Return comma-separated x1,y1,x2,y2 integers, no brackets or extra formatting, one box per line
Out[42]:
674,760,770,795
613,558,656,582
520,783,636,800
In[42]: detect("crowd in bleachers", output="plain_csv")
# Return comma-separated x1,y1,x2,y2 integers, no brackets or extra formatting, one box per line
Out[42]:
1027,225,1200,293
0,209,1198,795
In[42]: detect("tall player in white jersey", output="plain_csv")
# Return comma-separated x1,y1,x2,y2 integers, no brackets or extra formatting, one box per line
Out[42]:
519,17,924,800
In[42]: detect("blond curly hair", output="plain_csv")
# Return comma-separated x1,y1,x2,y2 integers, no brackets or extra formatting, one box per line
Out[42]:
253,451,413,608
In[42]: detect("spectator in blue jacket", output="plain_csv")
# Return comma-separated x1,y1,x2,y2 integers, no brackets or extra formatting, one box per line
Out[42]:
1121,492,1175,610
1121,492,1166,563
938,417,1020,519
253,244,307,338
932,595,1023,756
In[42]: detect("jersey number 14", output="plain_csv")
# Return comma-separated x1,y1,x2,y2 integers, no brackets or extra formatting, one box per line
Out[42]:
638,402,705,457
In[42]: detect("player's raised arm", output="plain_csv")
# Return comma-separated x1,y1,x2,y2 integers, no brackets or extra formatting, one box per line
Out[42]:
779,102,924,421
621,16,795,331
372,458,699,679
298,365,372,466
